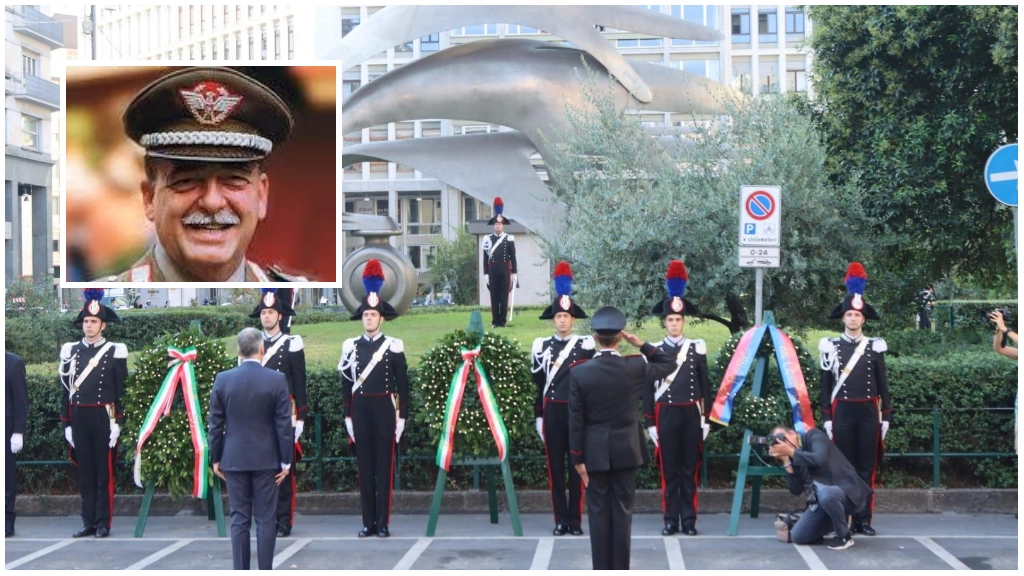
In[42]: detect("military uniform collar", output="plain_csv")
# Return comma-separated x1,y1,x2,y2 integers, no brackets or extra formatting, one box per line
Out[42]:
362,332,384,342
264,330,284,343
552,333,574,342
155,241,248,282
664,335,685,346
81,337,107,348
841,332,865,344
596,349,621,357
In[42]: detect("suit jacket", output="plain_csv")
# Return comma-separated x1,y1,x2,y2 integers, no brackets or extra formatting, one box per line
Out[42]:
6,352,28,434
208,360,293,471
785,428,874,514
568,344,678,471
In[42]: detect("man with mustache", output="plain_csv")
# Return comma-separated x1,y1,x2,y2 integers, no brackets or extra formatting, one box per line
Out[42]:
110,67,308,282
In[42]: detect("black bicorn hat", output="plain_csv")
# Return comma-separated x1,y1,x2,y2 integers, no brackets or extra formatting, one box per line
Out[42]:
349,259,399,321
539,261,588,320
590,306,627,336
249,288,296,318
74,289,121,325
827,262,880,321
651,260,700,319
123,67,294,163
486,196,513,226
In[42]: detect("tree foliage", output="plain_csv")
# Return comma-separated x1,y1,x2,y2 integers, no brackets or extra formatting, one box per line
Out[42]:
805,5,1018,289
431,228,479,305
539,69,876,330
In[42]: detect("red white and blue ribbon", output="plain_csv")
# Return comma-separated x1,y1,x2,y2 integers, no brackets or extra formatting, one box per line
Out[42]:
133,346,208,498
709,325,767,426
768,327,816,433
436,345,510,472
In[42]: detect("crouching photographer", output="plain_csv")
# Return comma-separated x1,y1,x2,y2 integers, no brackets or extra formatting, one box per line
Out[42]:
766,425,873,550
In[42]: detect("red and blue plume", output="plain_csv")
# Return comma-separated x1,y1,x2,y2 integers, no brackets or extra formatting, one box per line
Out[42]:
493,196,504,216
261,288,277,296
844,262,867,295
362,259,384,294
665,260,688,298
554,261,573,297
83,288,105,302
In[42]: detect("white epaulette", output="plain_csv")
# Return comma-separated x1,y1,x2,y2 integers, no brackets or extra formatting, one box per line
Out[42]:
338,337,358,371
506,234,515,241
531,337,545,357
389,338,404,354
693,338,707,355
60,343,75,360
288,335,304,352
112,343,128,359
871,338,887,353
818,337,835,354
581,335,595,350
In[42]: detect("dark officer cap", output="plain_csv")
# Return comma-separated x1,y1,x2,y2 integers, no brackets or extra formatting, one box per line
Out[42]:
591,306,626,336
123,67,294,162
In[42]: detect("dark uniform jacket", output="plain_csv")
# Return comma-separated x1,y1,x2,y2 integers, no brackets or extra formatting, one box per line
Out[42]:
6,352,28,435
262,332,308,422
784,428,874,515
59,339,128,427
642,337,711,427
568,344,677,471
208,361,293,472
481,233,517,276
818,335,891,422
339,334,410,419
532,334,596,417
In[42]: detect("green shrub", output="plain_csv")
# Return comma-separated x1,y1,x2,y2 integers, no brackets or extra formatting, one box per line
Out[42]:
932,300,1018,332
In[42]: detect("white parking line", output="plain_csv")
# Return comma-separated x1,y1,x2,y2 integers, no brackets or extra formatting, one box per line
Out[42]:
529,537,554,570
915,537,971,570
5,539,75,570
793,544,828,570
664,537,686,570
273,538,312,569
124,539,194,570
392,538,432,570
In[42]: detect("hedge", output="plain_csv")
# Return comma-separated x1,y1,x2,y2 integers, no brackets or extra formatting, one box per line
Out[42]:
931,300,1017,332
15,331,1016,495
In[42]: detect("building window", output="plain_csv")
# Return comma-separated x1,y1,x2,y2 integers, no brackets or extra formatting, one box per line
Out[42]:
274,23,281,59
21,115,40,150
287,17,294,58
236,33,242,59
420,33,439,52
179,7,184,40
22,53,38,77
189,6,195,35
732,61,752,95
342,11,360,37
451,23,498,36
224,6,230,24
464,197,478,222
212,40,217,61
342,79,361,98
236,6,241,22
758,8,778,43
731,8,750,43
786,58,807,92
407,245,437,270
672,59,721,82
395,39,413,53
261,26,267,59
201,6,207,32
507,24,539,35
248,30,255,59
759,61,779,93
786,7,805,40
200,42,206,60
671,5,718,46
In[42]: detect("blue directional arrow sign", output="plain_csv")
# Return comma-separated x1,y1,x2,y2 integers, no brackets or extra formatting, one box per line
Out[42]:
984,144,1018,207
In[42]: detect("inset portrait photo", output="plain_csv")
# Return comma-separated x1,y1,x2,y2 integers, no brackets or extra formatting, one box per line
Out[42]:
63,64,338,283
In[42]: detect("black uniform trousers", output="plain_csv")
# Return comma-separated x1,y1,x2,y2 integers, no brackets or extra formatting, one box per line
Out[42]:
542,401,583,527
655,403,702,529
353,394,397,529
71,405,115,530
832,400,880,523
488,268,511,327
276,444,299,530
586,466,639,570
224,469,279,570
5,421,15,530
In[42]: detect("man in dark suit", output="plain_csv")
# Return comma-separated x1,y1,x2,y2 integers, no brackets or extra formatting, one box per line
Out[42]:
209,328,294,570
6,352,28,538
569,306,678,570
768,425,873,550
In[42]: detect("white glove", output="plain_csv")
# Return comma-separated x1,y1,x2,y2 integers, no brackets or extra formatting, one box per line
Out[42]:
647,426,659,449
881,421,889,441
65,427,75,448
395,418,406,443
513,273,519,286
109,423,120,448
345,417,355,442
824,420,833,440
702,424,710,441
294,420,304,443
535,418,544,442
10,433,23,454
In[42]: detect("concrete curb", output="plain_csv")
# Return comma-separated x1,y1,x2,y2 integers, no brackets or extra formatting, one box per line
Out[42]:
15,489,1017,517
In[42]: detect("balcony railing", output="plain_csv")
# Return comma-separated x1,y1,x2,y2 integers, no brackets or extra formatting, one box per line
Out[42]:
13,75,60,111
13,7,64,48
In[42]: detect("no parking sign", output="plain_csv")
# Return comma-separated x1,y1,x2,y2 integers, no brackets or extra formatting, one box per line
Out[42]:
739,185,781,247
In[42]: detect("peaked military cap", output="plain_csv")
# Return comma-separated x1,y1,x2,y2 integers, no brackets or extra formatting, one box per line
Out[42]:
591,306,626,336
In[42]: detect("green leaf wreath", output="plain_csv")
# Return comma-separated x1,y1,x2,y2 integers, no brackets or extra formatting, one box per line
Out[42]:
120,326,234,498
413,330,534,458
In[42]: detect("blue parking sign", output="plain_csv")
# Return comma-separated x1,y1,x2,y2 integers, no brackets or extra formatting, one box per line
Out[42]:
984,144,1018,207
744,223,756,234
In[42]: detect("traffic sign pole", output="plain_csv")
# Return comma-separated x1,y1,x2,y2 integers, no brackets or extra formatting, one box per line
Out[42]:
755,268,764,327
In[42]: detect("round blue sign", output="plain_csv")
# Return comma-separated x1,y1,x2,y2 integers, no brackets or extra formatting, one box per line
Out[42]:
984,144,1018,207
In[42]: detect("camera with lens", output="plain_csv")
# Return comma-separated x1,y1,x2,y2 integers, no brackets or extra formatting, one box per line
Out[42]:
749,432,786,446
984,307,1012,325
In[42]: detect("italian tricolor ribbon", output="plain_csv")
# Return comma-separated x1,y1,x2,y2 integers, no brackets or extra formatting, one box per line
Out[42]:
708,326,815,433
436,345,510,472
133,346,209,499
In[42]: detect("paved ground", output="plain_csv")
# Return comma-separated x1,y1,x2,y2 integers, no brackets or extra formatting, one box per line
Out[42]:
5,513,1017,570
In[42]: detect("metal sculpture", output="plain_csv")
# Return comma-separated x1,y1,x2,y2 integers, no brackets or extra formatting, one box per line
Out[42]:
341,214,418,316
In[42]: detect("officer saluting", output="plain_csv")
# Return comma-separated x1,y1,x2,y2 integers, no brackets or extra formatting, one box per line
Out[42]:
250,288,307,537
644,260,710,537
481,197,517,328
819,262,891,537
339,260,410,538
59,289,128,538
532,262,595,537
